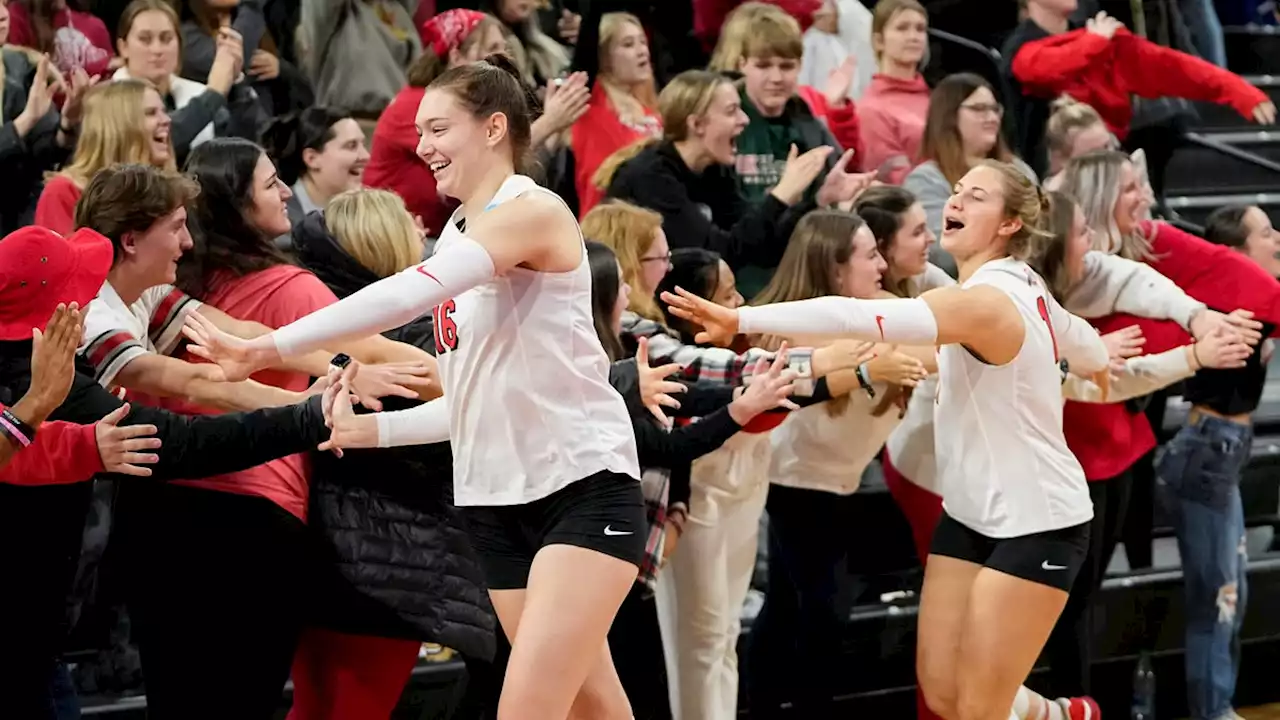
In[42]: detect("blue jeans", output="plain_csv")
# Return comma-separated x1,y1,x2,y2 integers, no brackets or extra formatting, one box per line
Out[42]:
1155,415,1252,720
1180,0,1228,67
50,662,80,720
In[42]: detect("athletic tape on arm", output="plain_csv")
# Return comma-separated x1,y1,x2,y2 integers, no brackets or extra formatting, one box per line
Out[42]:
375,396,451,448
270,234,496,357
738,296,938,345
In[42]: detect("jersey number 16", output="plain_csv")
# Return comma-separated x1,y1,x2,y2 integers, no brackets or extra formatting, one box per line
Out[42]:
433,300,459,354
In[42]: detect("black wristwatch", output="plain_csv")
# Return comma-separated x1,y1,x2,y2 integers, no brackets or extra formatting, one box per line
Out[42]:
855,362,876,399
1059,359,1070,384
329,353,352,373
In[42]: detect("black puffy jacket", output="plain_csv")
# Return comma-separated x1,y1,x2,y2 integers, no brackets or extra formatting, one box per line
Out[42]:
292,213,495,660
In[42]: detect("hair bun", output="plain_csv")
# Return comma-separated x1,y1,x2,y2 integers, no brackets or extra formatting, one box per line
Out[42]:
482,53,525,84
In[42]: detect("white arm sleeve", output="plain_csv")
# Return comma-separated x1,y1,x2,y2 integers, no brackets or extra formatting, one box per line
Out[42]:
737,296,939,344
374,397,451,448
1047,296,1110,375
269,234,496,357
1063,346,1193,404
1066,251,1204,329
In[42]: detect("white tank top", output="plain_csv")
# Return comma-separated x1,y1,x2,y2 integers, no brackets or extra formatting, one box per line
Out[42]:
432,175,640,506
934,258,1093,538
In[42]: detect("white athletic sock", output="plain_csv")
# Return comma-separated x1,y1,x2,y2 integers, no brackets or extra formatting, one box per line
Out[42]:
737,296,938,344
270,233,496,357
1012,686,1067,720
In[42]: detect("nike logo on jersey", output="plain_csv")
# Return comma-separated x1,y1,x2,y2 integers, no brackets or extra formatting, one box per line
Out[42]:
603,525,633,536
1041,561,1067,571
415,265,445,287
875,315,886,340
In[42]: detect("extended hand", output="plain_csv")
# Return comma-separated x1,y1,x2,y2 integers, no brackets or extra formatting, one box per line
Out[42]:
661,286,739,346
636,336,686,429
182,311,280,382
95,404,162,476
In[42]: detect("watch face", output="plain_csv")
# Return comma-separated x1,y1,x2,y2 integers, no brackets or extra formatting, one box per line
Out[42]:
331,353,352,369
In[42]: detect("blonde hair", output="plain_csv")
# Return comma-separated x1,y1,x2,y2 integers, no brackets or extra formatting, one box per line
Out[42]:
324,189,423,279
593,69,729,190
871,0,928,60
1045,96,1106,159
581,200,666,322
708,2,784,72
1058,150,1154,260
59,80,177,188
740,6,804,61
597,12,660,127
977,159,1051,260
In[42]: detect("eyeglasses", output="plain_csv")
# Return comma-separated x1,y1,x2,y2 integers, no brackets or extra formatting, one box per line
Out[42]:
960,102,1004,117
640,252,672,267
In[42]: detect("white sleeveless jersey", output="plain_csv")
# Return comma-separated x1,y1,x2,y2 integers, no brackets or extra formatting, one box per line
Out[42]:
934,258,1093,538
431,175,640,506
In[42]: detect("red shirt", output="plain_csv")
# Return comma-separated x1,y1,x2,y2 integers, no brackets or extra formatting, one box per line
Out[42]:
0,406,104,486
365,86,458,238
858,73,931,184
160,265,339,520
7,3,113,78
572,82,662,218
1065,222,1280,481
1011,28,1266,139
34,175,82,237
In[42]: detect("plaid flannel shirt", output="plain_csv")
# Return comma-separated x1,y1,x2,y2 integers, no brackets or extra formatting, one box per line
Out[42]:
635,469,671,595
621,312,773,386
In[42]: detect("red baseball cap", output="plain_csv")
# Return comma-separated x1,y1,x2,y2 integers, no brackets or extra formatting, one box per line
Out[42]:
0,226,114,341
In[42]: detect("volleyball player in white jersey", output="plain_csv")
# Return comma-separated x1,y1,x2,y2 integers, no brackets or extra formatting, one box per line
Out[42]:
182,56,644,720
665,160,1111,720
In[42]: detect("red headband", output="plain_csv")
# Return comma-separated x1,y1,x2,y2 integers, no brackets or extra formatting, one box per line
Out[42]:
421,9,488,58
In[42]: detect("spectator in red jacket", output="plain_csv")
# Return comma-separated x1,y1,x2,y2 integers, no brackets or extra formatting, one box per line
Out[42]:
1054,149,1280,701
571,11,662,218
0,303,160,485
7,0,113,78
1003,0,1276,180
858,0,931,184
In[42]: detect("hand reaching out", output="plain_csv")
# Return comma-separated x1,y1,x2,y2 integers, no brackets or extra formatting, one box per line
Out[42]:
1253,100,1277,125
95,404,161,476
182,311,280,382
1189,308,1262,346
26,303,85,419
1101,325,1144,374
1190,327,1253,369
661,287,740,347
866,349,928,388
636,336,686,429
345,360,436,411
728,344,800,425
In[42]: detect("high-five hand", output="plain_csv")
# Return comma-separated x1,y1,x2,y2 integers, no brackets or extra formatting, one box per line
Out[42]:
660,287,740,346
636,336,686,429
182,311,280,382
95,404,162,476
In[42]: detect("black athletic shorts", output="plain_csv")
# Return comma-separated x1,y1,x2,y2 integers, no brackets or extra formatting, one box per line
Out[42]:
929,511,1089,592
459,470,647,590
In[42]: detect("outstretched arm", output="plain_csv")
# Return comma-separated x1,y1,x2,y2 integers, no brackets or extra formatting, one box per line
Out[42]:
663,284,1025,365
185,192,575,377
